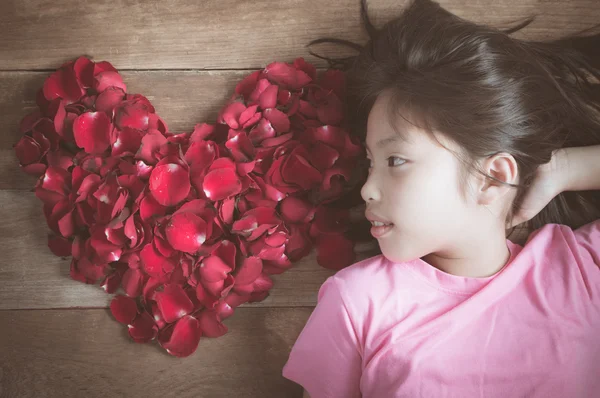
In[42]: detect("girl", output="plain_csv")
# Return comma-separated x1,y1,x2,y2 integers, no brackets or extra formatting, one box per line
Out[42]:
282,0,600,397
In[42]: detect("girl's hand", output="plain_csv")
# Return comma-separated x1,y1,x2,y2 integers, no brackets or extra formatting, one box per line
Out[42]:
509,149,567,228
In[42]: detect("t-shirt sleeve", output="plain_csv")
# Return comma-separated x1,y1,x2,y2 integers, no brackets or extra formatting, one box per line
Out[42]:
572,219,600,269
282,275,362,398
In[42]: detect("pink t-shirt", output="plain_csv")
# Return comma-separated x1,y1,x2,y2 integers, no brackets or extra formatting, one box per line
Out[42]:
282,221,600,397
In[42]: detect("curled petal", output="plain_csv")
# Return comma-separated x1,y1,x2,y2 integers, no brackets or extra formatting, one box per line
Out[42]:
218,102,246,129
93,71,127,93
264,61,312,90
198,310,228,338
199,255,232,283
158,315,202,357
128,312,158,343
43,65,85,103
281,151,322,190
136,129,167,165
235,71,260,98
95,86,126,113
115,96,152,131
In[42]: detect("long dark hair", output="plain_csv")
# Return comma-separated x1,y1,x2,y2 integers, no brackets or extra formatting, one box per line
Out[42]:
309,0,600,238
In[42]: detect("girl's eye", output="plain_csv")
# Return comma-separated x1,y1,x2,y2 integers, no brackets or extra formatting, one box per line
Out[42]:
366,157,406,168
387,156,406,167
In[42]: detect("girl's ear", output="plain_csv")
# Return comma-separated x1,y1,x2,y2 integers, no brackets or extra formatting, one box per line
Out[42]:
476,153,519,206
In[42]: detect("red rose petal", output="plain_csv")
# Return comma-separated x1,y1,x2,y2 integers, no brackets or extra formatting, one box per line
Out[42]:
199,255,232,283
122,268,145,297
93,71,127,93
110,295,138,325
235,70,260,98
218,102,246,129
293,57,317,80
264,61,312,90
198,310,228,338
238,104,259,126
95,86,126,113
248,118,276,145
316,233,355,270
154,284,195,323
14,136,42,166
225,130,255,163
43,65,85,103
219,197,235,225
263,108,290,133
115,97,152,131
73,112,113,154
47,235,72,257
202,167,242,201
286,224,312,262
258,84,278,109
310,142,339,172
279,196,315,224
281,153,322,190
128,312,158,343
73,56,95,88
140,194,167,222
195,283,219,309
112,127,143,157
317,91,344,126
158,315,202,357
149,163,191,206
190,123,215,142
165,212,207,253
136,129,167,165
234,256,263,285
101,269,123,294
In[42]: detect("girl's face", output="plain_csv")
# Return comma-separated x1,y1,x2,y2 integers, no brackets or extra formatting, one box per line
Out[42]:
361,93,481,264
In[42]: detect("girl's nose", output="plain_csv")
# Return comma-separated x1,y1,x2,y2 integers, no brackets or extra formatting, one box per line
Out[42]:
360,175,381,203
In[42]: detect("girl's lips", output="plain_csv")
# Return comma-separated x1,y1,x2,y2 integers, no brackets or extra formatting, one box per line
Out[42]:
370,223,394,238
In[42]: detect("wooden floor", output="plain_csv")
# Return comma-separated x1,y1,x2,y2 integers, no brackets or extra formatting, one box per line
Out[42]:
1,0,599,397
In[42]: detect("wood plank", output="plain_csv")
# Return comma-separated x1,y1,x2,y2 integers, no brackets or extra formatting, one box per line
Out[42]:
0,0,598,70
0,307,309,398
0,190,379,310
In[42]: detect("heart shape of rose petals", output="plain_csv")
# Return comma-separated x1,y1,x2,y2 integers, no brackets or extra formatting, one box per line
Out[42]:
13,55,365,358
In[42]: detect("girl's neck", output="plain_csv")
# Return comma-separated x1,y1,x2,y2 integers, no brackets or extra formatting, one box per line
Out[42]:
421,231,512,278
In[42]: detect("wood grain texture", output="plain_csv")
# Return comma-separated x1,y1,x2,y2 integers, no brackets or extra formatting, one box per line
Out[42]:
0,307,310,398
0,0,598,70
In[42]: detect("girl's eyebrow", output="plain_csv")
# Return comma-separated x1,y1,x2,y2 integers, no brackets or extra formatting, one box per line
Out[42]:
365,135,400,152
